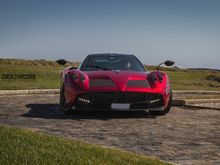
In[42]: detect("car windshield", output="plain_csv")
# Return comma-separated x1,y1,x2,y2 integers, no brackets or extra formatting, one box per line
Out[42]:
80,54,145,72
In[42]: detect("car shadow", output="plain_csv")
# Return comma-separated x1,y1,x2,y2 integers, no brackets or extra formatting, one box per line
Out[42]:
23,104,157,120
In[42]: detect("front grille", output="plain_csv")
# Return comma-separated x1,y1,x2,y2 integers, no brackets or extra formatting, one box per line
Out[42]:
89,79,115,87
127,80,150,87
77,92,163,104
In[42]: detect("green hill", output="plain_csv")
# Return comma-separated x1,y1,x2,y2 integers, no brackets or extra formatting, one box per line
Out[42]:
0,58,220,90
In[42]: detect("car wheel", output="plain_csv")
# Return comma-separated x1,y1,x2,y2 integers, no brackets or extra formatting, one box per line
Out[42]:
149,94,172,116
60,84,73,114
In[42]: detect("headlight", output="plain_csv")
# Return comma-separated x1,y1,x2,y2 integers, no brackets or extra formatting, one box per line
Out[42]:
158,72,164,82
151,73,157,82
73,73,78,80
80,74,85,81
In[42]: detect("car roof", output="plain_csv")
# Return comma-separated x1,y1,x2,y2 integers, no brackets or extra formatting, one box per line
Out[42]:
87,53,134,57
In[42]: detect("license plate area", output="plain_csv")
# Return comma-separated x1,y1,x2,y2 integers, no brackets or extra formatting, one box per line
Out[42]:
111,103,130,110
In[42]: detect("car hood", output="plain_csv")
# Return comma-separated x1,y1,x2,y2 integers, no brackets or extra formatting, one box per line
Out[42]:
84,71,149,91
84,70,147,80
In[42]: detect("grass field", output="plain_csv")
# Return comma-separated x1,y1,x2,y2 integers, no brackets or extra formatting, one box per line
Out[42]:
0,58,220,90
165,69,220,90
0,125,169,165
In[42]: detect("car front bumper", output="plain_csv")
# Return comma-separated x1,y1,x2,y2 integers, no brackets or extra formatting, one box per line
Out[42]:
75,92,165,110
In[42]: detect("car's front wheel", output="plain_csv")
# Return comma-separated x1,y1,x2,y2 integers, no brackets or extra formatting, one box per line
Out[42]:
60,84,73,114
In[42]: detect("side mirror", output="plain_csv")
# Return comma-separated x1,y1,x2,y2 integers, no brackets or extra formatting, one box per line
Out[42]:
56,59,67,65
164,60,175,67
156,60,175,70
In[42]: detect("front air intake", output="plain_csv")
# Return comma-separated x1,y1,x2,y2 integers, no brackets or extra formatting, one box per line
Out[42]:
89,79,115,87
127,80,150,87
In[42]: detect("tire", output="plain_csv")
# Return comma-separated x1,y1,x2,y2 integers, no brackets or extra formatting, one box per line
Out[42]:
60,84,73,114
149,94,172,116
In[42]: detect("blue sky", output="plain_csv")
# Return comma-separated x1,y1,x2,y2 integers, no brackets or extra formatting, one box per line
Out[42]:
0,0,220,68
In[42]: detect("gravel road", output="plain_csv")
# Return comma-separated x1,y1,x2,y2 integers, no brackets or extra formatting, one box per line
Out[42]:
0,94,219,165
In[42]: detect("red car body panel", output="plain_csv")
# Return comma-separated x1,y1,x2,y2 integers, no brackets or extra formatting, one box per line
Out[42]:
58,54,173,113
62,68,171,110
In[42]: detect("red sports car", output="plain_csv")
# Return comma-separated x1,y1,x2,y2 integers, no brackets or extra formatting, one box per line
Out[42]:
57,53,174,115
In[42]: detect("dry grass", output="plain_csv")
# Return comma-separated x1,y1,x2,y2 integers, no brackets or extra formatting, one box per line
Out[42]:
0,58,220,90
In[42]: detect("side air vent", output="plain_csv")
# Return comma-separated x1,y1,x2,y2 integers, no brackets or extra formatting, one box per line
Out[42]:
90,79,115,87
127,80,150,87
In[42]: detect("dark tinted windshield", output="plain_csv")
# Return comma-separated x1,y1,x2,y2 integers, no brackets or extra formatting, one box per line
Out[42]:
80,54,145,72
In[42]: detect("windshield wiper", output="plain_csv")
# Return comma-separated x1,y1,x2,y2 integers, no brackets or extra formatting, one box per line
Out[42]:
86,65,112,70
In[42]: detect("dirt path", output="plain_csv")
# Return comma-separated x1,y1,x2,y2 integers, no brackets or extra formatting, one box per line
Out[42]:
0,95,219,165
